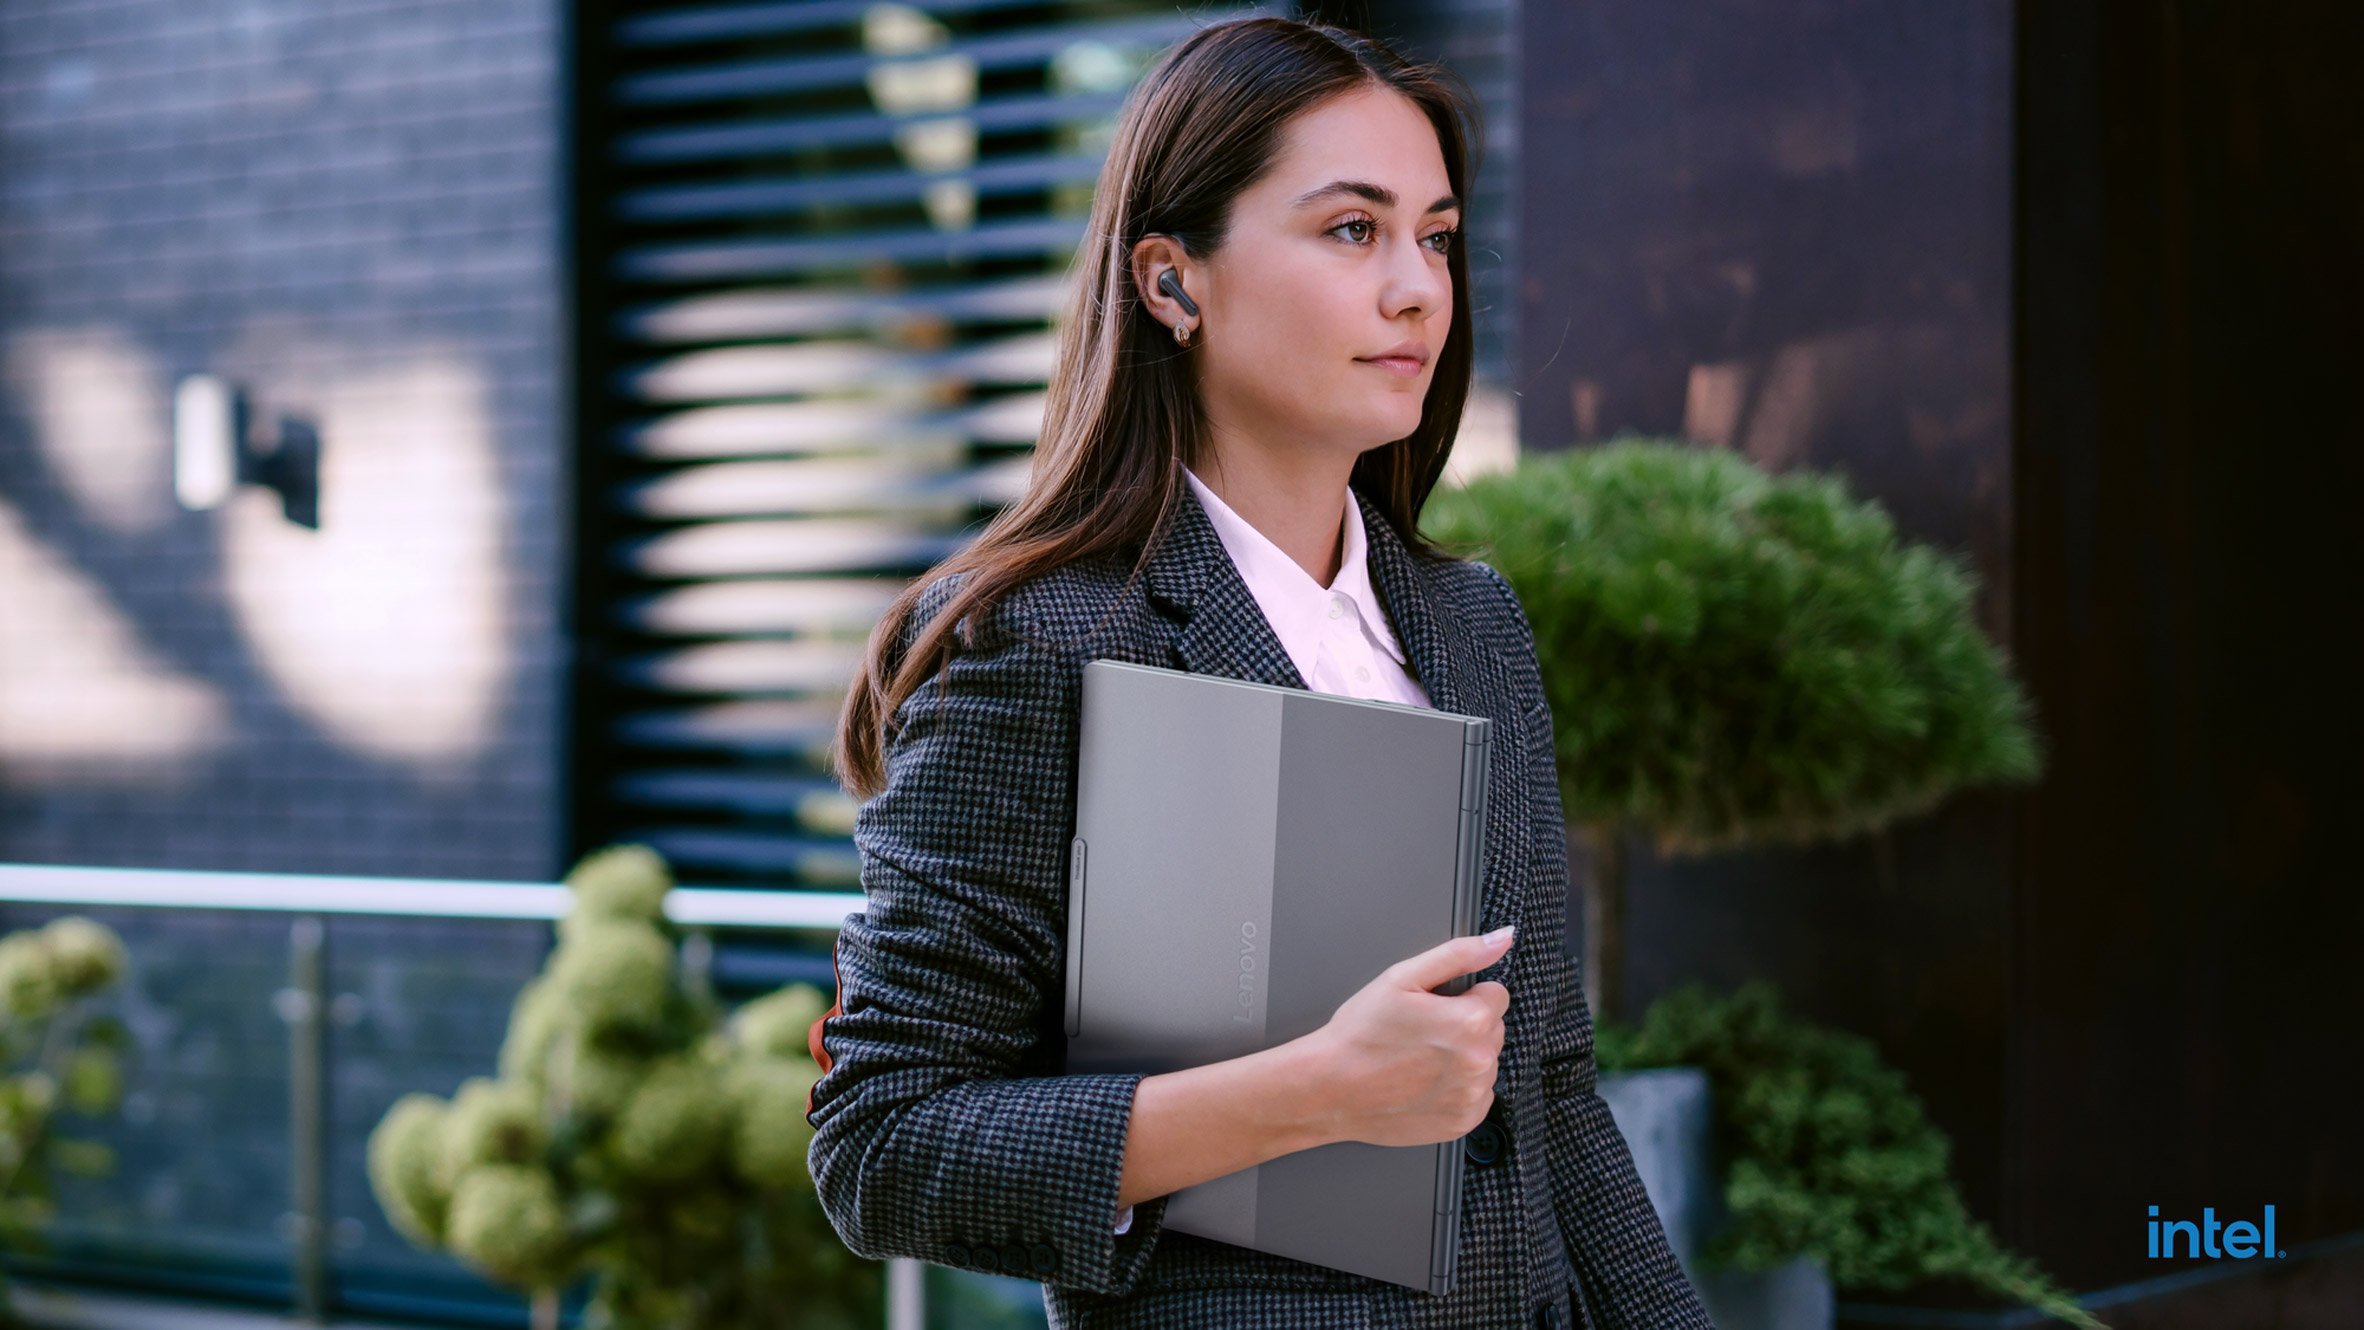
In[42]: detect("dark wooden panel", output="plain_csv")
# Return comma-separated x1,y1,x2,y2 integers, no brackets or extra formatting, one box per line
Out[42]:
2013,0,2364,1303
1513,3,2022,1307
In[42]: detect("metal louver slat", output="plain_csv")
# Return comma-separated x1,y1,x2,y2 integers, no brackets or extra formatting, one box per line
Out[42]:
615,577,909,637
614,12,1216,106
617,328,1057,401
579,0,1284,891
616,149,1110,222
614,393,1046,462
618,216,1089,283
616,639,869,696
615,90,1130,167
616,0,1047,48
617,272,1066,344
617,520,971,579
615,700,842,756
613,453,1034,521
613,770,853,824
614,396,1046,459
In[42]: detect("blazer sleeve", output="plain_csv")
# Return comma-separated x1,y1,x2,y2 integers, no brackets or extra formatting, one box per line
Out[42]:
1473,561,1718,1330
803,578,1173,1296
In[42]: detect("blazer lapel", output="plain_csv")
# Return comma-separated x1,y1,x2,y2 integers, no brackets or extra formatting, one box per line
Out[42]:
1349,485,1464,717
1354,487,1531,942
1142,479,1308,691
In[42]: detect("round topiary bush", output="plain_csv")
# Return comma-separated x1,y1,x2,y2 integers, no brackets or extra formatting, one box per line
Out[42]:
363,843,880,1330
1422,437,2042,1020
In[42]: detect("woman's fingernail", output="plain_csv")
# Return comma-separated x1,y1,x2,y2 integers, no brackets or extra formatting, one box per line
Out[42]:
1485,925,1515,945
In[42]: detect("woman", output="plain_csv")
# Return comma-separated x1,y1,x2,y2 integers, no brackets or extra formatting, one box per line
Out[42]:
806,16,1713,1330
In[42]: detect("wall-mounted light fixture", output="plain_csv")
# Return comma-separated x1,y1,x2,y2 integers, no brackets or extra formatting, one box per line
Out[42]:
173,374,322,528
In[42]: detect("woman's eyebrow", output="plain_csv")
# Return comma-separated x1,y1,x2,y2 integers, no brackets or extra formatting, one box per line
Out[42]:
1290,179,1461,215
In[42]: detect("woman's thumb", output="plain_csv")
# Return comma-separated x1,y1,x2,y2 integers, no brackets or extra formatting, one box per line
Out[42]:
1399,925,1515,990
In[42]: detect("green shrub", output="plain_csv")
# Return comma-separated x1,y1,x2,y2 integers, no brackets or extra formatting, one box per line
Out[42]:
1427,442,2076,1321
364,844,879,1330
0,916,132,1310
1600,983,2104,1329
1423,438,2043,1023
1425,437,2040,853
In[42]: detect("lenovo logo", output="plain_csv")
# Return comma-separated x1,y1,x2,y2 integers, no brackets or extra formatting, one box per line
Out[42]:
1234,920,1259,1023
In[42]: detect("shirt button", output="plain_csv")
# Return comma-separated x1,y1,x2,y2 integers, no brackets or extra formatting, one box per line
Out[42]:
1329,597,1345,619
1355,665,1370,682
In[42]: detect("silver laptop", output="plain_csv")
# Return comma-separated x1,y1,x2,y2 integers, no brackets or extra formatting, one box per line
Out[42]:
1062,658,1492,1296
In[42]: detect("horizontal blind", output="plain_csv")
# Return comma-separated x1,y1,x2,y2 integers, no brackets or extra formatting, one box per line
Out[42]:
582,0,1281,887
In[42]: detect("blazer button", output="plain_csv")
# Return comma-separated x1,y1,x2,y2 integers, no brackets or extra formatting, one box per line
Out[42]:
944,1242,971,1265
1465,1116,1507,1165
999,1242,1028,1270
1030,1242,1061,1275
974,1245,1002,1273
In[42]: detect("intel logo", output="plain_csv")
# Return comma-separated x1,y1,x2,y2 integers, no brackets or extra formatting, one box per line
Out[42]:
1233,920,1258,1023
2147,1205,2282,1260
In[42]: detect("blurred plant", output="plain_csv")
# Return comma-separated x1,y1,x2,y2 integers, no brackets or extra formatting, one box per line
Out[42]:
1599,983,2106,1329
365,845,879,1330
1423,437,2043,1021
0,916,131,1320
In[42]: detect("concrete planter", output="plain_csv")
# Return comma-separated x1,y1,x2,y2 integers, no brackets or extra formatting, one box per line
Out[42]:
1596,1066,1834,1330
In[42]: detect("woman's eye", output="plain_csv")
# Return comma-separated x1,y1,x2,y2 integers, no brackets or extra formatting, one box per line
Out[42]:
1330,218,1459,254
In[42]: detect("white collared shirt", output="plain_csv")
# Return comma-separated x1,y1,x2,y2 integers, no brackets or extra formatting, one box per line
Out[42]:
1114,466,1435,1235
1178,464,1433,709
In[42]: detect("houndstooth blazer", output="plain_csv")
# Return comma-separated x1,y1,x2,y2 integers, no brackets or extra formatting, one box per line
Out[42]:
805,479,1715,1330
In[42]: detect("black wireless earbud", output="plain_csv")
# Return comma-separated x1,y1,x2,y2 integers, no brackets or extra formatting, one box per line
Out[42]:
1158,269,1200,318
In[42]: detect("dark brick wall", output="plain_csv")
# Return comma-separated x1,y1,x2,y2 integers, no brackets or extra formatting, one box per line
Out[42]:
0,0,566,883
0,0,566,1312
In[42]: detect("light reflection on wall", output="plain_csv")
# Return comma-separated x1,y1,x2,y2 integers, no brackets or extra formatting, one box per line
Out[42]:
0,497,227,768
216,347,510,773
5,327,173,535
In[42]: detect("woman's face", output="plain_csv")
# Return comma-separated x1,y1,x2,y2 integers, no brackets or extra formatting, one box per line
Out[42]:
1190,85,1458,463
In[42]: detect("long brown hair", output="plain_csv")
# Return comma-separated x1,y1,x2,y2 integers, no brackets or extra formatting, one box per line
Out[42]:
833,15,1484,800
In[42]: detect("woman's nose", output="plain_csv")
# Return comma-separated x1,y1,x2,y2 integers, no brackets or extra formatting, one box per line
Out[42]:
1383,238,1447,318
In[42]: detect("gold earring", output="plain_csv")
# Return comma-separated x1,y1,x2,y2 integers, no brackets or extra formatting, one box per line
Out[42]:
1173,322,1193,346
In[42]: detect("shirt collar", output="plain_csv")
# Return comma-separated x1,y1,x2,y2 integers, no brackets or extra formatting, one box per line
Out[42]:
1180,464,1409,667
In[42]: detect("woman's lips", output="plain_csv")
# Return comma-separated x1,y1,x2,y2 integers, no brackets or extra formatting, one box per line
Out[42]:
1357,356,1425,378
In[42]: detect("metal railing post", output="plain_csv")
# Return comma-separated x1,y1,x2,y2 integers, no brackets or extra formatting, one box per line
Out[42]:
887,1255,925,1330
277,914,330,1323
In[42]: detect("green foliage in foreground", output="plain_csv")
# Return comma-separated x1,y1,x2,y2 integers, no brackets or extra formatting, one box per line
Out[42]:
1599,983,2105,1329
0,916,132,1317
365,845,879,1330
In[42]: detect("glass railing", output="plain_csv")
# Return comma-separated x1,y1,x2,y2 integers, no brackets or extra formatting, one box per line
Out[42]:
0,862,1049,1330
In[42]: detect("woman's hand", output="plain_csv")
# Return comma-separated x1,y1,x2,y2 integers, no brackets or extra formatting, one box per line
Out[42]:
1299,926,1514,1148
